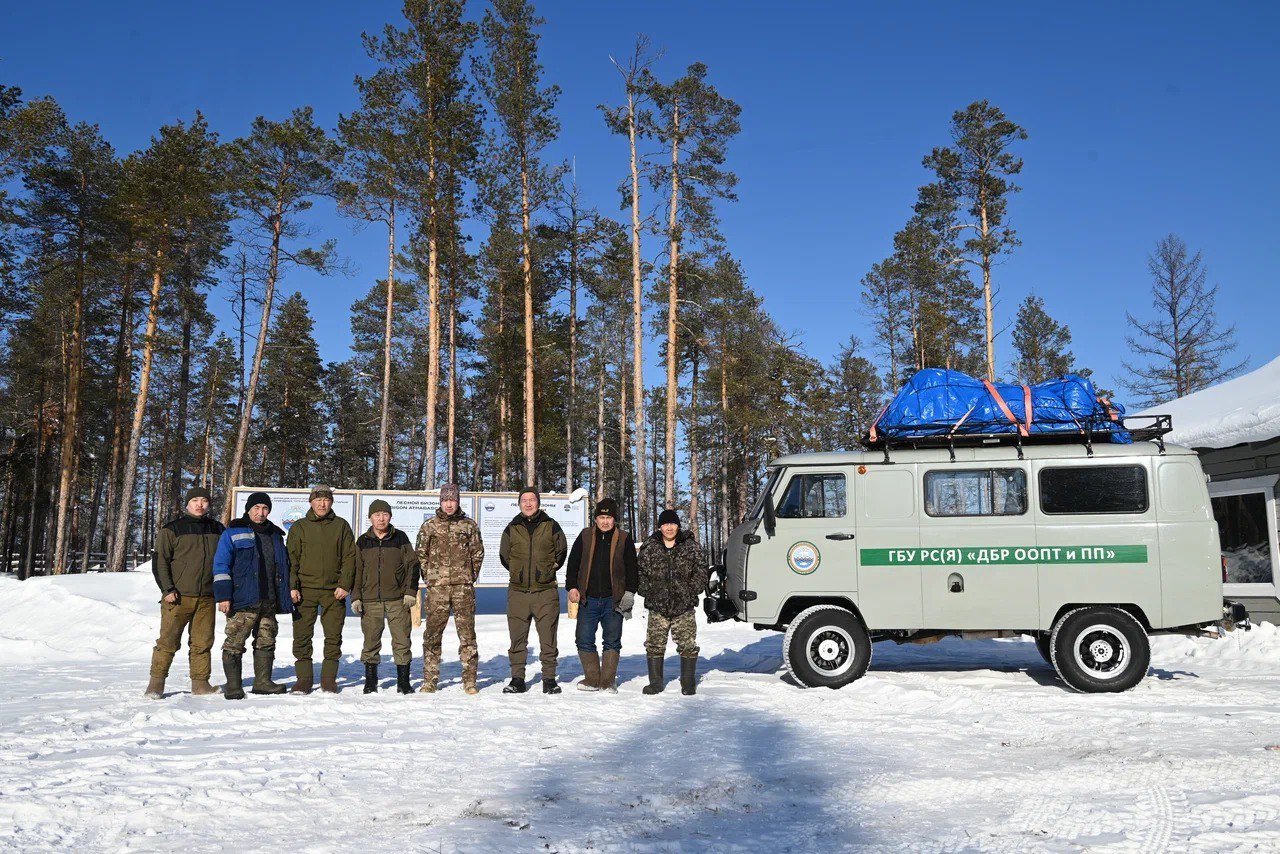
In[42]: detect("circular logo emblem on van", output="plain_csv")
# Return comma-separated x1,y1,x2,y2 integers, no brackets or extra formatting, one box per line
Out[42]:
788,542,821,575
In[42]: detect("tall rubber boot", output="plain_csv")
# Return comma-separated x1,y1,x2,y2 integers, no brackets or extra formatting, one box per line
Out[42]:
291,660,313,694
251,650,287,694
320,659,340,694
223,652,245,701
144,675,165,700
680,656,697,695
396,664,412,694
642,656,664,695
576,651,601,692
600,651,620,694
363,663,379,694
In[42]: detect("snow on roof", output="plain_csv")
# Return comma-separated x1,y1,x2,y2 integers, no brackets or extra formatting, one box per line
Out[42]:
1136,354,1280,449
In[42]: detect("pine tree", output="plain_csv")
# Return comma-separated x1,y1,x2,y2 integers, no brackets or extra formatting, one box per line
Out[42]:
924,101,1027,380
253,293,325,486
822,336,885,448
1123,234,1245,406
1010,294,1076,383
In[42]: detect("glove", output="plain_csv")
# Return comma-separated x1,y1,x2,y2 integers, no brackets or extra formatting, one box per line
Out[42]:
402,594,417,609
616,591,635,620
352,599,363,615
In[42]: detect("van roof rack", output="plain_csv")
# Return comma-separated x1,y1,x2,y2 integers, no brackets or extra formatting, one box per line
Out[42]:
860,414,1173,463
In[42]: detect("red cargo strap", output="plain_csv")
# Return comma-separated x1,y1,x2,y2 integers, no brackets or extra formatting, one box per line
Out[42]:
1023,385,1033,433
1098,396,1118,422
868,403,890,443
983,379,1029,437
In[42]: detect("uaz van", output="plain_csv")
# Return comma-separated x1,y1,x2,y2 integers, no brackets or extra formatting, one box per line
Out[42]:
706,440,1248,692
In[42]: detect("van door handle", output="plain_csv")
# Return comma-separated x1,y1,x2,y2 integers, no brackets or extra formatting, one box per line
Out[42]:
825,533,856,541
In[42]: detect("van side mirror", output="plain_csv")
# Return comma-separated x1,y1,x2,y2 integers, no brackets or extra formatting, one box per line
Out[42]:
763,492,777,538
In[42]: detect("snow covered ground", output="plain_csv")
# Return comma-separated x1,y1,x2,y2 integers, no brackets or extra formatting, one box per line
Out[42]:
1,573,1278,852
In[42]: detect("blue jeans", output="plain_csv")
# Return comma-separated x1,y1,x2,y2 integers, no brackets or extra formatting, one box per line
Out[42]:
576,596,622,653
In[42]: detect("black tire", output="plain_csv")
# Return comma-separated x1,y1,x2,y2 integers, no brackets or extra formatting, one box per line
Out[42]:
782,605,872,689
1049,606,1150,693
1034,633,1053,666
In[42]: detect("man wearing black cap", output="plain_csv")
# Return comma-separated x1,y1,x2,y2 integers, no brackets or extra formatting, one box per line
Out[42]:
498,487,567,694
565,497,638,693
287,485,357,693
637,508,708,695
212,492,293,699
145,486,226,699
353,499,420,694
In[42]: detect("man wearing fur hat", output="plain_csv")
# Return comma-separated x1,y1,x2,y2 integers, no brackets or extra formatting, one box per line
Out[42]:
287,485,357,693
415,484,484,694
565,497,638,693
145,486,225,698
499,487,567,694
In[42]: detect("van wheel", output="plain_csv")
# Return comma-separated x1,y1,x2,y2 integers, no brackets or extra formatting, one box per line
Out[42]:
1049,607,1150,693
783,605,872,689
1034,633,1052,665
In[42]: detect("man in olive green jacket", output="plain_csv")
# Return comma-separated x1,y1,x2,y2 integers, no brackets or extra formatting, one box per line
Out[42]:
145,486,225,698
499,487,567,694
352,499,419,695
287,485,357,693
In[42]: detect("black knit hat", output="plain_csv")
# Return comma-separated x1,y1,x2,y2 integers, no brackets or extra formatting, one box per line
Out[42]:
657,508,681,528
593,497,619,519
244,491,272,513
184,486,212,504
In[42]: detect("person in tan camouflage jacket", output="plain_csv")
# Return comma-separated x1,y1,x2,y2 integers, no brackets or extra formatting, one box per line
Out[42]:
415,483,485,694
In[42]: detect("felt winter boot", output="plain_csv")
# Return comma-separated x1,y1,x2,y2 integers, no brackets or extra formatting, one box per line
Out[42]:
576,651,601,692
396,664,412,694
363,663,379,694
223,652,245,701
320,660,340,693
291,660,313,694
642,656,664,695
680,656,697,695
599,651,620,694
143,675,165,700
251,651,287,694
190,677,219,696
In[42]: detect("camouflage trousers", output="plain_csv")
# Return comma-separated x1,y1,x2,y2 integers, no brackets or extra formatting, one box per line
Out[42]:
645,609,699,659
223,606,278,656
360,600,412,666
423,584,478,688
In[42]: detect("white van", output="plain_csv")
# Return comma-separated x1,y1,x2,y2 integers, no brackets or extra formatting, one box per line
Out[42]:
707,440,1248,692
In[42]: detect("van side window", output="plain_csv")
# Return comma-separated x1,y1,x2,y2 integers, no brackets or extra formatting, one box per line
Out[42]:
1039,465,1148,514
924,469,1027,517
776,473,847,519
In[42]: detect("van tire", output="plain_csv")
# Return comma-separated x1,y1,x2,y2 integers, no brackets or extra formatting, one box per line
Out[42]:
783,605,872,689
1049,606,1150,693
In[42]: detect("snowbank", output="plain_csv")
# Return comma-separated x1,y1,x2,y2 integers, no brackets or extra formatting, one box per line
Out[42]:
0,572,159,664
1137,353,1280,449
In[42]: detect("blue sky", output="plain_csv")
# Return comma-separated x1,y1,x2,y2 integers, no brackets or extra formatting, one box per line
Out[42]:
5,1,1278,401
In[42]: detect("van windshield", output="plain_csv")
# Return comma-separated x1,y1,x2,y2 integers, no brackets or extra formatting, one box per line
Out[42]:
748,468,782,520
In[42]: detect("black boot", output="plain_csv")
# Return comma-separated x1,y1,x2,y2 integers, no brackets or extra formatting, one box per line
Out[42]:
642,656,664,695
223,652,245,701
503,676,528,694
396,664,412,694
251,650,287,694
680,656,697,695
363,663,378,694
542,677,562,695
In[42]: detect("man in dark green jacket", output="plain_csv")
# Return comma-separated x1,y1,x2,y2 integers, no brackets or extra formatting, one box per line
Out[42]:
499,487,567,694
352,499,419,694
286,485,357,693
145,487,225,698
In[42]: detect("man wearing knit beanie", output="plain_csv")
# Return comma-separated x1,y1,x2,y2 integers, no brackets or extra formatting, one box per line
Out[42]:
637,508,709,696
416,483,484,694
499,486,567,694
145,486,226,699
352,498,420,694
565,496,638,693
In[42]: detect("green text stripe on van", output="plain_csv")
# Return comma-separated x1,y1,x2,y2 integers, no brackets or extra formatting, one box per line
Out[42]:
859,545,1149,566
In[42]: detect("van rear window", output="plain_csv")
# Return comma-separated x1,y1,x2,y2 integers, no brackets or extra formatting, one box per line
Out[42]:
1039,465,1148,514
924,469,1027,517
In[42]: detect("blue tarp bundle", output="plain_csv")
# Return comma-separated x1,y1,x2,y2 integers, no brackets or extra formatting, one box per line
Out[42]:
868,369,1130,444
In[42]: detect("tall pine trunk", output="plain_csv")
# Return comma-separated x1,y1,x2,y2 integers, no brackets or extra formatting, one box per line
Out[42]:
663,101,681,511
446,270,458,484
52,197,88,575
519,155,537,486
626,88,649,527
565,212,578,492
424,152,441,491
688,350,699,530
595,357,605,501
109,252,165,572
377,200,396,488
223,206,284,524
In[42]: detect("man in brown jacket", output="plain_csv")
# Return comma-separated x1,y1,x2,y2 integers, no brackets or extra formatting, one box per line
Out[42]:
416,484,484,694
145,487,225,698
352,499,419,694
287,485,357,693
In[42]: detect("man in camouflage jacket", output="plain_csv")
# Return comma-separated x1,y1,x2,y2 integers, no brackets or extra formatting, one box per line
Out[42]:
416,483,484,693
637,508,708,696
